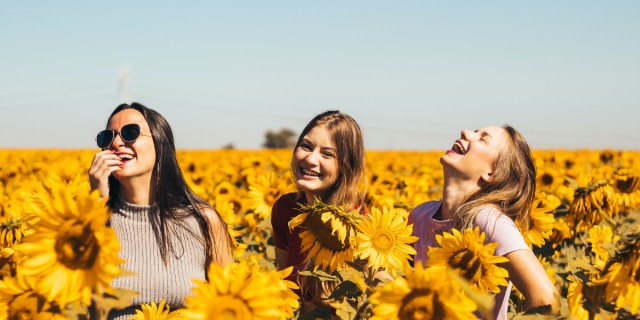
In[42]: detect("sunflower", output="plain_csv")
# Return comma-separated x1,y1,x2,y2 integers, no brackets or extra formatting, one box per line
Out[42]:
14,180,124,306
247,172,294,220
570,179,619,232
132,299,181,320
567,279,591,320
369,262,477,320
599,233,640,315
0,201,37,248
354,206,418,275
612,168,640,209
427,227,509,295
181,261,299,320
289,200,363,272
587,225,614,265
521,198,556,248
0,272,66,320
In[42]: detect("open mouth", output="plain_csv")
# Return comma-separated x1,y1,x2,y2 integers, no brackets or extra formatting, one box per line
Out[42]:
451,141,466,155
117,153,135,162
300,167,321,178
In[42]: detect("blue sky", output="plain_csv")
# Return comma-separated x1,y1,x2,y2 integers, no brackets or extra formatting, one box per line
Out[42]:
1,1,638,150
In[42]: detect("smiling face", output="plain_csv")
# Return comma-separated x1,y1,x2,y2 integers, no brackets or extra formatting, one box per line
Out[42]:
106,109,156,183
440,126,508,184
291,125,340,203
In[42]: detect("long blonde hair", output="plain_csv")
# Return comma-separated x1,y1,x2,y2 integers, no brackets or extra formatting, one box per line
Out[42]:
452,125,536,233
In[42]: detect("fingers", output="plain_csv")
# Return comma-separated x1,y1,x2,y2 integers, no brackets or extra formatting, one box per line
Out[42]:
89,150,123,197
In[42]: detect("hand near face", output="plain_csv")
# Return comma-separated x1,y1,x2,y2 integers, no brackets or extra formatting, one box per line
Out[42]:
88,150,122,198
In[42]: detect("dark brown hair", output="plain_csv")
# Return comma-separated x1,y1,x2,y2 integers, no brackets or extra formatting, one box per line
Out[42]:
106,102,230,269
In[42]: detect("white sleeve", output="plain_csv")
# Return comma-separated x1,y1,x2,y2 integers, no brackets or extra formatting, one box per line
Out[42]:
474,207,530,256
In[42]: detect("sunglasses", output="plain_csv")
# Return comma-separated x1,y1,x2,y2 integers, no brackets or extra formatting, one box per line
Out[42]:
96,123,150,148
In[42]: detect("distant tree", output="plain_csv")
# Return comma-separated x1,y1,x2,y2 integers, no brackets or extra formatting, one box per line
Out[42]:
221,143,235,150
263,128,297,149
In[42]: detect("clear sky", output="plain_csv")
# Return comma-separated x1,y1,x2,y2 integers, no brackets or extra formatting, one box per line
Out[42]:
1,1,638,150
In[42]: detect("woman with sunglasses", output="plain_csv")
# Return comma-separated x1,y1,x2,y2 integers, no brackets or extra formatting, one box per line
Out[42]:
89,102,233,319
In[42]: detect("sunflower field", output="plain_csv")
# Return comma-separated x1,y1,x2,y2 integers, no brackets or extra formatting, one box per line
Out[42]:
0,149,639,319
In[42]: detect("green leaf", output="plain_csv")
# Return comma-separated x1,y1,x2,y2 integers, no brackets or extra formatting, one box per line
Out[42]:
298,305,333,320
345,260,364,272
327,280,362,300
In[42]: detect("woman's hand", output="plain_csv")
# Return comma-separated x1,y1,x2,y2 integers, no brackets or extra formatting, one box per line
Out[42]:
88,150,122,198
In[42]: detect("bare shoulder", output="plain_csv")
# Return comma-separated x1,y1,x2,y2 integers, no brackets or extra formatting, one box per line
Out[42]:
199,206,226,229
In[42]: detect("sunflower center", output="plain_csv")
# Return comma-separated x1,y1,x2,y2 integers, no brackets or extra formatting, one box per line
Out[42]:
541,173,554,186
303,212,350,251
55,221,100,270
208,295,252,320
372,230,395,253
616,176,639,193
399,289,444,320
448,249,482,281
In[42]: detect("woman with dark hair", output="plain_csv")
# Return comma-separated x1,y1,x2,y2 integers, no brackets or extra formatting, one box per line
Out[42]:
88,102,232,319
270,110,368,307
409,125,559,319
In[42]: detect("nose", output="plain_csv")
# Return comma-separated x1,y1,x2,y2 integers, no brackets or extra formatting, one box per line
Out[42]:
111,130,125,149
303,150,320,166
460,130,472,140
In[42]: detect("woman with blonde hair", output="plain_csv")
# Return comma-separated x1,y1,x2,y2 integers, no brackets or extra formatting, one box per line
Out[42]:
409,125,559,319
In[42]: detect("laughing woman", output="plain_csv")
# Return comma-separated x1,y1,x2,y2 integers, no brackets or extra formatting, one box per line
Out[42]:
408,125,559,319
270,110,367,305
88,102,233,319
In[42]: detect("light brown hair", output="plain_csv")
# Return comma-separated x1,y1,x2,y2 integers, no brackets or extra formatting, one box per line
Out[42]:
292,110,367,210
452,125,536,233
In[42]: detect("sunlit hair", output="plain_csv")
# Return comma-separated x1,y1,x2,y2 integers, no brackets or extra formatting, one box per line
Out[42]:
453,125,536,233
105,102,230,269
292,110,367,210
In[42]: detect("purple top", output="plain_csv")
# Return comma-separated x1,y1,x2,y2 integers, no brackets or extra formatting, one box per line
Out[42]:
408,200,530,320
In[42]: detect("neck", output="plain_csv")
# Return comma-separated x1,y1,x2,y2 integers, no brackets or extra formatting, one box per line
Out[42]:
441,175,479,220
118,175,153,205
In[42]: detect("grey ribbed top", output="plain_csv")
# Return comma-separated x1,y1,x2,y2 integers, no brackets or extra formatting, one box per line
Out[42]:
107,200,206,320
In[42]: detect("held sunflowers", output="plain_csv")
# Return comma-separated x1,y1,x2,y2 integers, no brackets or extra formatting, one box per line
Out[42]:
289,199,363,272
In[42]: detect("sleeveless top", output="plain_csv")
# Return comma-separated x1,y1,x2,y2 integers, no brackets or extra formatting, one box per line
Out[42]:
107,200,206,319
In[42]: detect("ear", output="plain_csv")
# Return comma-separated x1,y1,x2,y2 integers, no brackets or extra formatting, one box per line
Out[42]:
481,172,493,184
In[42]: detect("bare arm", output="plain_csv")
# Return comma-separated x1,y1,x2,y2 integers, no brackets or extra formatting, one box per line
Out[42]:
202,207,233,266
503,249,560,314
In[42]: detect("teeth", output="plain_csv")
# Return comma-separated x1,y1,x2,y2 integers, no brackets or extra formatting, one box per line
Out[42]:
118,154,134,160
301,168,320,177
452,143,465,155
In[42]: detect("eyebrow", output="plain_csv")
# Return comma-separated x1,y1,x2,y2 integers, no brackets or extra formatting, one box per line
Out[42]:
301,138,337,151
